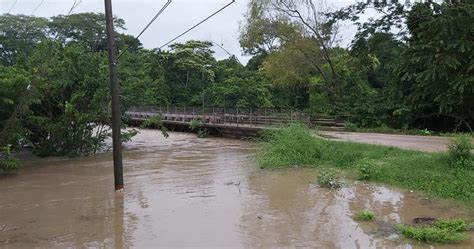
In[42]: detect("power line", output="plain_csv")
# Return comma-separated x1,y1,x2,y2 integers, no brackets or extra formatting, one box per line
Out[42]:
117,0,173,60
7,0,18,13
159,0,235,49
136,0,172,40
67,0,82,15
211,41,242,64
31,0,46,15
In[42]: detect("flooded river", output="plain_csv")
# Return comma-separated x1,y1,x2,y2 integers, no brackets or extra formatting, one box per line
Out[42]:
1,130,473,248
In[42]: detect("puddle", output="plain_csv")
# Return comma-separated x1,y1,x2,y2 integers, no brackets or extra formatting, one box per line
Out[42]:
0,129,472,248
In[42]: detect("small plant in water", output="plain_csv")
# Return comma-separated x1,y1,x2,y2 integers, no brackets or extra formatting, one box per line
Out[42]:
189,119,200,131
316,170,344,189
197,128,210,138
355,210,375,221
397,218,469,243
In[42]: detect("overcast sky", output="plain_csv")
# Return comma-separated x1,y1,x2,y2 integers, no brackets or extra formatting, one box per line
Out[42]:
1,0,356,64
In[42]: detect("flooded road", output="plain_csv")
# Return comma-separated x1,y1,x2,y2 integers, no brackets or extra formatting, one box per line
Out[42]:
1,130,473,248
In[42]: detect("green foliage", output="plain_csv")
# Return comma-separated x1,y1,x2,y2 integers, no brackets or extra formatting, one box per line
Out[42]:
397,219,469,243
197,128,210,138
0,158,20,172
0,146,21,172
259,125,474,203
259,124,322,168
189,119,200,131
448,135,473,169
357,159,381,180
122,129,139,143
141,115,169,138
316,170,344,189
141,115,163,129
419,129,432,136
355,210,375,222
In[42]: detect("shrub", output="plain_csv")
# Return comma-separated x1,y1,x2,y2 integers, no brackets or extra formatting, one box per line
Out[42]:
0,146,21,172
357,159,381,180
0,158,21,172
259,124,322,168
197,128,210,138
141,114,163,129
189,119,200,131
419,129,432,136
344,122,358,132
355,210,375,221
317,170,344,189
397,219,469,243
448,135,473,169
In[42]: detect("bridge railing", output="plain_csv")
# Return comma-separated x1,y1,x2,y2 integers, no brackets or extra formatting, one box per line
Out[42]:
126,107,311,127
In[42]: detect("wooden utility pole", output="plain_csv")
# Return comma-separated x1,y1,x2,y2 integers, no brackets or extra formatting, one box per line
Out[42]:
104,0,124,191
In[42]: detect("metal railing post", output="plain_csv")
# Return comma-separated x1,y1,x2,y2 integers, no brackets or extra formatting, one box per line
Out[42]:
264,108,267,126
249,107,252,126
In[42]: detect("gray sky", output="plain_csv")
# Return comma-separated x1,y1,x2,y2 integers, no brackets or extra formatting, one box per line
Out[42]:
1,0,355,64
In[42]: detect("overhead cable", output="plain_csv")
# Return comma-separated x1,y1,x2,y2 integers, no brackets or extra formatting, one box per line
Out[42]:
117,0,173,60
67,0,82,15
7,0,18,13
31,0,45,15
159,0,235,49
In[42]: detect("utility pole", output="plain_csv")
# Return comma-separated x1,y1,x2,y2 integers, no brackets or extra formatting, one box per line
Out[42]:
104,0,124,192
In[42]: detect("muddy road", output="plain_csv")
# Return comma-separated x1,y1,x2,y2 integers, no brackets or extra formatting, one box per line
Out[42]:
1,130,473,248
321,131,461,152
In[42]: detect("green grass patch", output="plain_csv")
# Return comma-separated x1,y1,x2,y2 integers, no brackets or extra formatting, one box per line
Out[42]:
355,210,375,221
258,124,474,204
397,219,469,243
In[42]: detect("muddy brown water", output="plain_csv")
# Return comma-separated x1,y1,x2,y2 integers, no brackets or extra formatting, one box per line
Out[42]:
1,130,473,248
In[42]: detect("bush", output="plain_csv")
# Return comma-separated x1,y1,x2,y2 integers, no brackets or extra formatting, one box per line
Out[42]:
448,135,473,169
259,124,322,168
355,210,375,221
0,158,21,172
357,159,382,180
397,219,469,243
316,170,344,189
0,146,21,172
141,114,163,129
197,128,210,138
189,119,200,131
344,122,358,132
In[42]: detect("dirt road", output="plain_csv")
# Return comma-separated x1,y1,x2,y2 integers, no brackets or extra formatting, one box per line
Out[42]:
321,131,461,152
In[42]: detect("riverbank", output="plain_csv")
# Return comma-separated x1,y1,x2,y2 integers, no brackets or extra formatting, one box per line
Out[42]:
259,125,474,205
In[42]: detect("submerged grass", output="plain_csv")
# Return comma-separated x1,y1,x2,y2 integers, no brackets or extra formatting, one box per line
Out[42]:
355,210,376,221
258,124,474,204
397,219,469,243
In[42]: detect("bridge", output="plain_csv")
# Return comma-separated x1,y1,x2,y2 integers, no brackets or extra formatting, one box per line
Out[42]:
125,107,344,138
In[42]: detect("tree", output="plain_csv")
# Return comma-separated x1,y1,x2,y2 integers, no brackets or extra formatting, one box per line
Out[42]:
0,14,48,65
20,40,111,157
398,2,474,131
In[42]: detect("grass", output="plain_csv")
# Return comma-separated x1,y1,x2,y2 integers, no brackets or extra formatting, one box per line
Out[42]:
355,210,375,221
397,219,469,243
258,124,474,204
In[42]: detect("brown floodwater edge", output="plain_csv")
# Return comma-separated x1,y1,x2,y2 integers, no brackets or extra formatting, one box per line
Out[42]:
1,130,473,248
